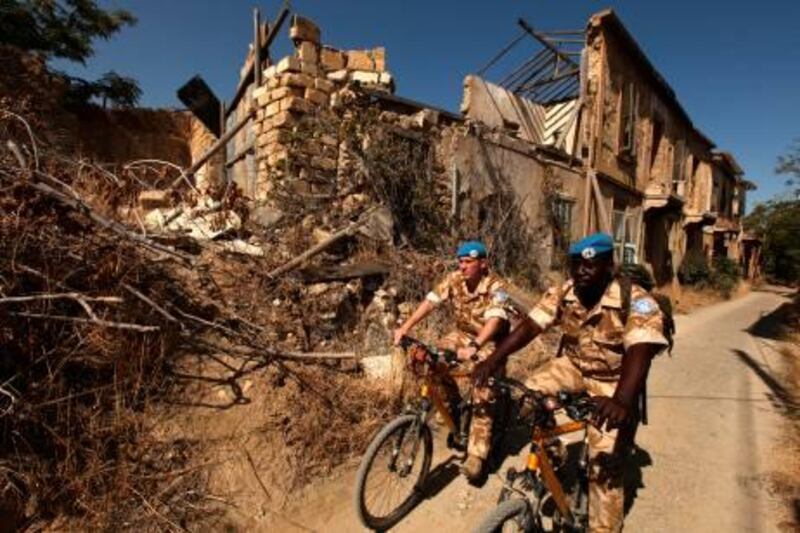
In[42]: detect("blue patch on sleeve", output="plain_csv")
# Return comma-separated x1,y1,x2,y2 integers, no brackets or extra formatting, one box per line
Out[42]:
632,298,656,314
492,290,509,303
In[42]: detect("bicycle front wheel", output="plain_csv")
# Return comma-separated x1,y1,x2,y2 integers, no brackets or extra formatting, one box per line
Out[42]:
354,414,433,530
473,497,535,533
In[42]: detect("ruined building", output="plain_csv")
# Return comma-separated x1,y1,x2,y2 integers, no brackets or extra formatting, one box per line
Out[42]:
185,8,757,288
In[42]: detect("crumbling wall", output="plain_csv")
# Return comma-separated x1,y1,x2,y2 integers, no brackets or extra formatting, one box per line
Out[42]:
460,75,546,143
74,107,192,168
585,15,698,196
1,45,194,173
245,16,393,200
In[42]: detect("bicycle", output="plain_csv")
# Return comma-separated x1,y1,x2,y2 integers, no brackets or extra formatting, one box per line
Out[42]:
473,380,594,533
353,335,514,531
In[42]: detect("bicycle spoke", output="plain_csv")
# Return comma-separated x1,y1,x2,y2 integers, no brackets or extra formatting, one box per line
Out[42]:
361,424,423,520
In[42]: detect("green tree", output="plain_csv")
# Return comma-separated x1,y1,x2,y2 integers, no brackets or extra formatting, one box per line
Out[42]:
744,199,800,284
776,138,800,198
0,0,141,106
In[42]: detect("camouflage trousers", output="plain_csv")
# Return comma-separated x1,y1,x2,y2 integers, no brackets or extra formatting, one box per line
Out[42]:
437,330,503,460
525,356,632,533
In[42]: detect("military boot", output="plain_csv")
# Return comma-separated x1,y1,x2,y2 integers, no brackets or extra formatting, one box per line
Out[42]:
461,454,485,484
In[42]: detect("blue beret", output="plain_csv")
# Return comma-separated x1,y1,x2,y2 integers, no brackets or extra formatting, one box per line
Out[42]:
456,240,487,259
568,232,614,259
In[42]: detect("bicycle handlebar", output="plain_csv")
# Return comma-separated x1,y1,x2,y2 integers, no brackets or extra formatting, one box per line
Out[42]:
489,376,594,422
399,335,458,365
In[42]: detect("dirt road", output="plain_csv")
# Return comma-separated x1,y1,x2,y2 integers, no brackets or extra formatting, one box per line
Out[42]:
276,287,794,532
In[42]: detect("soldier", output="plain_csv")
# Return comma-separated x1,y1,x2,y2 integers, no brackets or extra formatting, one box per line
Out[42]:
474,232,668,533
393,240,511,483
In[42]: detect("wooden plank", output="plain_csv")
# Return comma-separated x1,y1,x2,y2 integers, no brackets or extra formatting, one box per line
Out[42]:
172,108,256,188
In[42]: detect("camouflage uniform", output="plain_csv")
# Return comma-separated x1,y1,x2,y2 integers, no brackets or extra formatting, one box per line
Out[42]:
426,270,510,460
526,279,668,533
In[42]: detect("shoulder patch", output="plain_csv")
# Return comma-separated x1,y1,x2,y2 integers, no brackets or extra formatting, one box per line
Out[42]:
632,298,656,314
492,289,509,304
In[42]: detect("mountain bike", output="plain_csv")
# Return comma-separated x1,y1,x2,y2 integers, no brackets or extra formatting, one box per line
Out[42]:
473,381,594,533
353,335,514,531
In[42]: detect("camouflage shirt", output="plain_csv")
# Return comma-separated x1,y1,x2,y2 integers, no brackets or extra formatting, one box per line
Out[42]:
528,279,668,379
426,271,510,336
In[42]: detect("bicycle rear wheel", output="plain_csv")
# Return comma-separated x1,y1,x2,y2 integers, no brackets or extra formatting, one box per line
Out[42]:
354,414,433,530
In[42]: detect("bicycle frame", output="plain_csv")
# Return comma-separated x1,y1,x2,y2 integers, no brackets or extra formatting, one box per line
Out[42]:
417,367,472,434
524,418,588,526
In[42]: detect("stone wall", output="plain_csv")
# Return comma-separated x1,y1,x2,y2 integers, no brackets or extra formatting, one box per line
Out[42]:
250,15,394,200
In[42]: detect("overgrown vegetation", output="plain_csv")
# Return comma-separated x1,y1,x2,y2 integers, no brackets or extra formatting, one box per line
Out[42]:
678,251,742,297
0,0,141,107
744,199,800,285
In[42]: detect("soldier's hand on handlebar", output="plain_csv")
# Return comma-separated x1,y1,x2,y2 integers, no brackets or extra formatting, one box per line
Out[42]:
457,346,478,362
591,395,632,431
392,328,408,346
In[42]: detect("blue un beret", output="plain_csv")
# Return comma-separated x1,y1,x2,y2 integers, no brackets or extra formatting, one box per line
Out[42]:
456,240,487,259
568,232,614,259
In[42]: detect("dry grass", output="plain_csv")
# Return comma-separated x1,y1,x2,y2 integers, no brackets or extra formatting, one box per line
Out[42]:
672,282,750,315
772,294,800,531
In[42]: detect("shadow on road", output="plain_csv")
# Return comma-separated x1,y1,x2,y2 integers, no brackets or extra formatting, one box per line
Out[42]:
420,455,462,499
623,445,653,516
733,349,798,416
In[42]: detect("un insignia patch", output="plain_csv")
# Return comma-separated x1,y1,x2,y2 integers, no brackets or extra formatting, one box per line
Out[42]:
632,298,656,314
493,290,509,303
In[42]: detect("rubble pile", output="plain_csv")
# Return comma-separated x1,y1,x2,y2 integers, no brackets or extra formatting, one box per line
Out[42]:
0,15,550,529
0,106,406,529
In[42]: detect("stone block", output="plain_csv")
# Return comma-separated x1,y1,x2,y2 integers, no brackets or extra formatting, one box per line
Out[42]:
297,41,319,64
372,47,386,72
300,61,320,77
327,69,349,82
280,72,314,89
265,100,282,118
351,70,381,85
379,72,393,86
267,77,280,90
301,139,322,157
271,110,298,128
281,97,313,114
138,189,171,210
413,109,439,129
314,78,335,93
320,47,346,71
253,86,268,101
268,86,292,103
276,56,301,74
320,134,338,147
264,128,292,145
311,156,337,172
263,64,277,80
347,50,375,71
304,88,329,106
289,15,320,44
268,149,289,166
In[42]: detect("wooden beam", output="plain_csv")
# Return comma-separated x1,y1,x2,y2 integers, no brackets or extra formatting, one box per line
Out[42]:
517,18,579,70
253,7,262,90
172,108,256,189
227,4,289,117
225,141,254,168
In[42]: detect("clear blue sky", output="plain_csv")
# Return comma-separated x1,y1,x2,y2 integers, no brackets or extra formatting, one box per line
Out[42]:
56,0,800,208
